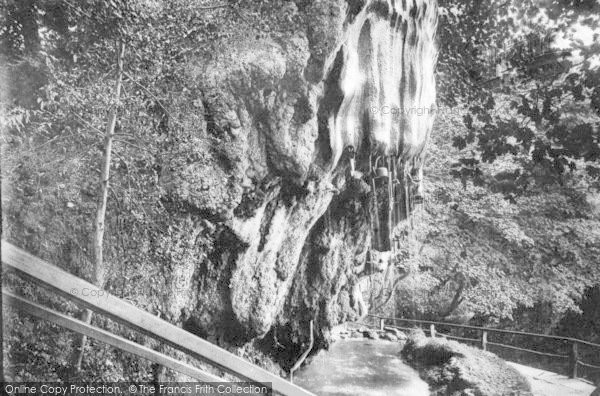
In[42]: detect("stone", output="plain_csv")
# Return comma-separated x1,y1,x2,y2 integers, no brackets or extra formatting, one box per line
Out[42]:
384,327,408,340
4,0,440,382
381,333,398,342
363,330,380,340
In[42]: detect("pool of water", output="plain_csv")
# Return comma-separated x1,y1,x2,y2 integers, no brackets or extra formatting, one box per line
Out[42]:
294,339,430,396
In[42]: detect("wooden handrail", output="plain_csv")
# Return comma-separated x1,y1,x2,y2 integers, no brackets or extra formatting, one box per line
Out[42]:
1,240,316,396
368,315,600,348
3,291,223,382
486,342,570,358
366,314,600,379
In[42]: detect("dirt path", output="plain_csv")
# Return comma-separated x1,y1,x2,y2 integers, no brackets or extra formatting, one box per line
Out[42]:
293,339,429,396
508,362,596,396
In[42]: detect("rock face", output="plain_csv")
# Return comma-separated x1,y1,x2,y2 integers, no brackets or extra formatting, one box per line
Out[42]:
163,0,439,364
2,0,437,373
4,1,597,388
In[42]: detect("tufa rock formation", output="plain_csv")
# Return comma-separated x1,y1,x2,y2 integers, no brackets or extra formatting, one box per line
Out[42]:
3,0,438,372
173,0,439,363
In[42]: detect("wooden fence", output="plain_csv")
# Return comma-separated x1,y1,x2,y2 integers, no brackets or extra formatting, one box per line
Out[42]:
366,314,600,381
1,240,315,396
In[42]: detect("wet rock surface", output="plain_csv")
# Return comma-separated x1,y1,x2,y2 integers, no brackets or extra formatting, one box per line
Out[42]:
3,0,437,375
332,324,408,343
169,0,438,367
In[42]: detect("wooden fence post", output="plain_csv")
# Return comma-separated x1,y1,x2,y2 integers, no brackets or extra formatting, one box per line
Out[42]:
430,324,436,338
380,318,385,331
481,330,488,351
570,341,579,379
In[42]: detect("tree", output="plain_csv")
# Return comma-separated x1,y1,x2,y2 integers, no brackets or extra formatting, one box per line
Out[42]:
437,0,600,196
2,0,197,380
392,95,600,326
385,0,600,328
74,41,125,371
2,0,262,380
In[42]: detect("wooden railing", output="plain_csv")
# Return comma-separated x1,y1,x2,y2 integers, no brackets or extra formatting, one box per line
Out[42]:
366,314,600,381
1,240,316,396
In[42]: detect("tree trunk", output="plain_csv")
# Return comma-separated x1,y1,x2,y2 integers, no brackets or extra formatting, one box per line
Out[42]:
440,279,465,319
73,42,125,372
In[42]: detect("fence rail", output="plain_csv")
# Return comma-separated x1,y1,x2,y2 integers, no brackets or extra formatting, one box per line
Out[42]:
366,314,600,381
1,240,316,396
3,291,223,382
371,315,600,348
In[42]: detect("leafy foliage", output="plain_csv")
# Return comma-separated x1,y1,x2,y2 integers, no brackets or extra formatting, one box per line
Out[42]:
1,0,324,380
388,0,600,332
438,0,600,195
2,0,600,382
393,105,600,325
0,0,238,381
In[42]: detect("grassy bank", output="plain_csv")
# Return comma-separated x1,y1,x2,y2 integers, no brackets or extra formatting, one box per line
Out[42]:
401,330,532,396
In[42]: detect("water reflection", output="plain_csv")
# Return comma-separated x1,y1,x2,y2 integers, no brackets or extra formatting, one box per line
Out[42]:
294,339,429,396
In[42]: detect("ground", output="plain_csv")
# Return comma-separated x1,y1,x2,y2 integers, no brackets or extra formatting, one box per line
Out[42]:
508,362,596,396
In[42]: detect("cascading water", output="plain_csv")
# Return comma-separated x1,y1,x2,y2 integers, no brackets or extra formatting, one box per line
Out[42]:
327,0,438,165
206,0,439,340
323,0,438,253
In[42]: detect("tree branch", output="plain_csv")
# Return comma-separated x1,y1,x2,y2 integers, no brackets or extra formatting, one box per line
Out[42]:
439,278,466,318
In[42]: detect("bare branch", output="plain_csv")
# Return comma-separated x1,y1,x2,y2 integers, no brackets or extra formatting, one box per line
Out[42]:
195,3,229,10
69,111,104,136
122,71,179,126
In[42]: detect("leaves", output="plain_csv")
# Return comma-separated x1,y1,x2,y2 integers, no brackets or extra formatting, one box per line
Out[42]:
440,0,600,194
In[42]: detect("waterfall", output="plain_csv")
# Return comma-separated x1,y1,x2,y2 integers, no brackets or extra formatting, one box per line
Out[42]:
321,0,438,254
326,0,438,169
